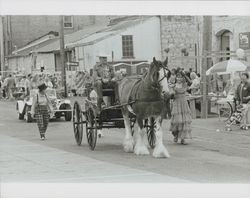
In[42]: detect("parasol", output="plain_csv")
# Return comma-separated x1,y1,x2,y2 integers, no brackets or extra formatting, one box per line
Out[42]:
206,59,250,75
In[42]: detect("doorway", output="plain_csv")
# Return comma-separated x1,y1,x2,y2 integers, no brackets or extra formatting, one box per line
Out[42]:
220,31,231,61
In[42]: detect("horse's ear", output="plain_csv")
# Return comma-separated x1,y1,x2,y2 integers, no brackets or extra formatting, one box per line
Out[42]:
163,57,168,67
153,57,156,63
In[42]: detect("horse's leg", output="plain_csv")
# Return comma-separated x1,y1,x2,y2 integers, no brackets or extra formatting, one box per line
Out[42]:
152,116,170,158
134,118,150,155
122,108,134,153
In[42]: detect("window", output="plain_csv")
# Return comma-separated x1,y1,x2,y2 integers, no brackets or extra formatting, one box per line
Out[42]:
63,16,73,28
122,35,134,58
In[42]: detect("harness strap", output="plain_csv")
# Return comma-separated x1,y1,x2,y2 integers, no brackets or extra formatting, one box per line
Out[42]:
128,78,163,104
128,78,142,103
37,93,40,108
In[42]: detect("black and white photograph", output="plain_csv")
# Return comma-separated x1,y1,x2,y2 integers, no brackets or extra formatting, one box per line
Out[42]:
0,0,250,198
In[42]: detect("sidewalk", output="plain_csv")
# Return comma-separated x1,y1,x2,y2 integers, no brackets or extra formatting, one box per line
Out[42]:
0,134,190,183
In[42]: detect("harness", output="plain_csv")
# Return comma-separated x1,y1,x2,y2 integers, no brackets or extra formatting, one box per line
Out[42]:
158,66,170,83
128,66,169,104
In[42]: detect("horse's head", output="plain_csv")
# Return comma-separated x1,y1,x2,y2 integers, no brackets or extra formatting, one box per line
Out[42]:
147,57,170,95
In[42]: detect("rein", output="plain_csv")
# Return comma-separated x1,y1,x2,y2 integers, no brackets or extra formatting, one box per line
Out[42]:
121,61,170,106
158,66,170,83
151,65,170,91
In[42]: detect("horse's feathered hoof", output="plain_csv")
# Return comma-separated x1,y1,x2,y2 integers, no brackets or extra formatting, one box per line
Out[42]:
134,144,150,155
153,145,170,158
123,138,134,153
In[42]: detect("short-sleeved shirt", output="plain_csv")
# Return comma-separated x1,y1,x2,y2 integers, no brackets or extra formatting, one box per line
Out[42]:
93,62,114,81
7,77,16,88
25,79,31,90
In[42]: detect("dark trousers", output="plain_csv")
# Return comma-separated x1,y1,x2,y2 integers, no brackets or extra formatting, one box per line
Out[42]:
94,80,118,110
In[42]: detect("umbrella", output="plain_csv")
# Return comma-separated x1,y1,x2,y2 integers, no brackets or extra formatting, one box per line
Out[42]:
206,59,250,75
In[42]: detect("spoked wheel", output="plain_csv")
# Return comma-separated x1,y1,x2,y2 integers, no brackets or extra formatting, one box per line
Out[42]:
64,104,72,121
85,107,98,150
73,101,83,146
145,117,156,149
218,101,233,122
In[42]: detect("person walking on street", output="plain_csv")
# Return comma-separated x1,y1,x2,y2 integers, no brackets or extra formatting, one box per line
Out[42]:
31,83,53,140
170,69,192,145
6,74,16,100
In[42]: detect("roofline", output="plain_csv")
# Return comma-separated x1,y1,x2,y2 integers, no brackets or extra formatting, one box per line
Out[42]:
67,16,155,48
66,31,119,48
13,36,58,54
25,31,59,45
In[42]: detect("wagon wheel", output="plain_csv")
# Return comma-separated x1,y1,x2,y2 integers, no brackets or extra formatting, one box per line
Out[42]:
85,107,98,150
218,101,233,122
73,101,83,146
145,117,156,149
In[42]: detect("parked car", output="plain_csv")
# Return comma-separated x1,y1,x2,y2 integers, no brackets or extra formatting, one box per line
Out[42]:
16,88,72,122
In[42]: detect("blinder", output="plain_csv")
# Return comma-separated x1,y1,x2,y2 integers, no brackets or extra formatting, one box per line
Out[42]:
150,61,170,91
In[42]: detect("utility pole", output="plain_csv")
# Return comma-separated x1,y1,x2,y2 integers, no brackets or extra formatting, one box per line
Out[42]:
0,16,4,75
201,16,212,118
59,16,67,97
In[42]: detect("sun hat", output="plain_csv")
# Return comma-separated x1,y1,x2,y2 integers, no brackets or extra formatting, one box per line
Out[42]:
37,83,47,91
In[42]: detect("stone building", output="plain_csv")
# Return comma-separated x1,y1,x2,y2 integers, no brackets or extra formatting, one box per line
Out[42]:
4,15,204,74
160,16,200,72
211,16,250,63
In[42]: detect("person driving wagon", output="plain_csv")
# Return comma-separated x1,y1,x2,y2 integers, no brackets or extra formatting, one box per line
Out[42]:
92,55,116,114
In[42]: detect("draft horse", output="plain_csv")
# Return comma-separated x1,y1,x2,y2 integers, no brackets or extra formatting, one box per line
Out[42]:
118,57,171,158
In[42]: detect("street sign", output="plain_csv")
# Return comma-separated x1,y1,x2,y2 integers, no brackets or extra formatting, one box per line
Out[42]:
66,61,79,67
239,32,250,49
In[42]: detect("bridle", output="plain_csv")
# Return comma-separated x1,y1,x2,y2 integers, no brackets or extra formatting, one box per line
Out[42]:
150,62,170,90
158,65,170,83
158,66,170,83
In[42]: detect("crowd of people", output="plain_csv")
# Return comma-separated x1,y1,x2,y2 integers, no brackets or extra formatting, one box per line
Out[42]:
0,73,58,100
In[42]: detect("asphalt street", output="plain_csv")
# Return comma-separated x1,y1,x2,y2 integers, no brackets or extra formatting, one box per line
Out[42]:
1,98,250,183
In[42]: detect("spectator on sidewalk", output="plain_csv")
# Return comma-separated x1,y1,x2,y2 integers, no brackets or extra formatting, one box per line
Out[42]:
24,74,32,96
189,72,201,95
235,72,250,130
31,74,39,89
0,75,2,99
45,77,53,88
6,74,16,100
2,77,8,99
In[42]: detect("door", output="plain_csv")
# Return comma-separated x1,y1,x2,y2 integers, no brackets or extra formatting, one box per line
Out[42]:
221,31,230,61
